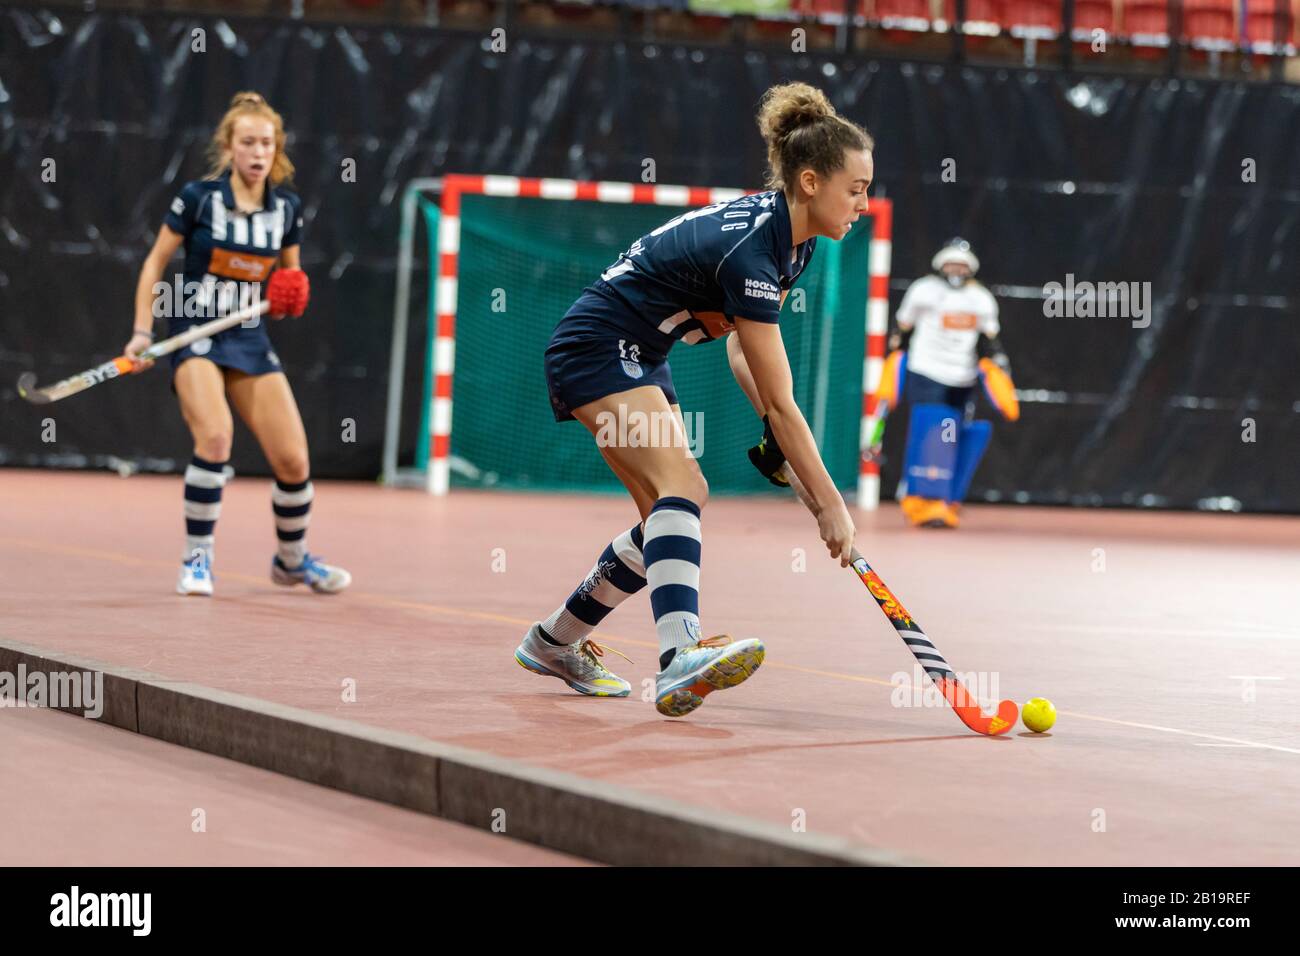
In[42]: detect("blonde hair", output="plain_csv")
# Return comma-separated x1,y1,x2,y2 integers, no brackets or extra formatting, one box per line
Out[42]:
756,83,873,192
205,91,295,186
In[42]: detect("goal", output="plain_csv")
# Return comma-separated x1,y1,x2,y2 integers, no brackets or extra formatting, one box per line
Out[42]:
381,174,892,507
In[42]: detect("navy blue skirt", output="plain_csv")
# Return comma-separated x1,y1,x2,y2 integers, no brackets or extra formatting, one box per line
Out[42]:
168,316,283,380
544,301,679,423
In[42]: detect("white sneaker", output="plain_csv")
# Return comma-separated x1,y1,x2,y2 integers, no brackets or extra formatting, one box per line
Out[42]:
177,551,214,596
513,623,632,697
654,635,765,717
271,553,351,594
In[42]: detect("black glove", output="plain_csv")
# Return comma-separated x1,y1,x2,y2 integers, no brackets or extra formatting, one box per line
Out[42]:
747,415,789,488
976,333,1011,375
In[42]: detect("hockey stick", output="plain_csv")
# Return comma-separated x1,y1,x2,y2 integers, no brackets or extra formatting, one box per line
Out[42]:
17,299,271,405
780,463,1018,736
863,404,889,467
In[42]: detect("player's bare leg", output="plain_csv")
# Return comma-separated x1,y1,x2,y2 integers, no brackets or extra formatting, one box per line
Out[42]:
226,369,350,593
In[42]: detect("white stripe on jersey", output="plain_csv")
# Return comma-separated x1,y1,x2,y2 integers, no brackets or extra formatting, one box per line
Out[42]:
272,198,286,249
209,194,227,241
656,310,690,336
252,211,269,248
232,215,249,246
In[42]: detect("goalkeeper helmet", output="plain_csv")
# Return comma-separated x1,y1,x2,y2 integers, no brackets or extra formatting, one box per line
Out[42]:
932,238,979,287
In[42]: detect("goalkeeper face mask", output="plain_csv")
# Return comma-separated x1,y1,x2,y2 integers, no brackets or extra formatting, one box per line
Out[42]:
932,238,979,287
942,266,971,288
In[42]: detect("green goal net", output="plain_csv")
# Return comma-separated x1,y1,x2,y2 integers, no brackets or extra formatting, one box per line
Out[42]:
420,192,872,495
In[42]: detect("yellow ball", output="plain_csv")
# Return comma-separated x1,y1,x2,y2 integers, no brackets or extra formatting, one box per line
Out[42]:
1022,697,1056,733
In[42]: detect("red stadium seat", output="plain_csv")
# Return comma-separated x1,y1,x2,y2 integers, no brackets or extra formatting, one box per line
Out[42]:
1123,0,1172,45
1004,0,1064,35
942,0,1006,34
876,0,933,20
1182,0,1237,45
874,0,934,36
1072,0,1117,48
793,0,865,19
1243,0,1295,49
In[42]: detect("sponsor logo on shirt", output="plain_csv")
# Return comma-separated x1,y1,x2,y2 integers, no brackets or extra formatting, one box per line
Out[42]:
941,312,978,330
207,248,277,282
170,196,186,216
743,278,780,302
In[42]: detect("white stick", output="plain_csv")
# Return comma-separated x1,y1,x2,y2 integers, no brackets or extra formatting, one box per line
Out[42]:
18,299,273,404
140,299,271,361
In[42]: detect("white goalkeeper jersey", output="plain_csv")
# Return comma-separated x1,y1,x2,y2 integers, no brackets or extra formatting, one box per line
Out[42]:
896,274,1000,387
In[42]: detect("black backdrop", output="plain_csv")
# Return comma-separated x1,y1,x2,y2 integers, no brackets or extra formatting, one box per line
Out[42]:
2,7,1298,511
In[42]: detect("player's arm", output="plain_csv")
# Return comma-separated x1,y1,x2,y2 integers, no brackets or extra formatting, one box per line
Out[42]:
126,225,185,371
726,329,763,415
888,281,921,352
734,316,855,566
279,244,301,269
975,331,1009,369
725,290,786,416
727,294,794,484
973,295,1018,420
888,324,912,353
974,291,1007,370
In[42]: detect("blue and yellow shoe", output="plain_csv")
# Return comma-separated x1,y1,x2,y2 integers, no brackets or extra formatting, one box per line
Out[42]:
655,635,765,718
514,623,632,697
271,553,352,594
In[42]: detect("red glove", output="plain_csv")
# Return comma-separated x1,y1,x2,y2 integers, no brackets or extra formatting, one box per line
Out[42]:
267,268,310,318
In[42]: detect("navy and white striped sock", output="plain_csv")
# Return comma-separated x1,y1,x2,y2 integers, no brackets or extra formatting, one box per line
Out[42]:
642,496,704,668
541,524,646,645
183,455,227,563
272,478,313,567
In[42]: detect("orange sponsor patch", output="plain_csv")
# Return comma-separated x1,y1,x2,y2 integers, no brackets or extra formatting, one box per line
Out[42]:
941,312,978,330
208,248,276,282
691,311,735,338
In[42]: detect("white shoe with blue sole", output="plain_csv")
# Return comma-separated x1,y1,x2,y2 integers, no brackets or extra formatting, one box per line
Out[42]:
177,552,214,596
271,553,351,594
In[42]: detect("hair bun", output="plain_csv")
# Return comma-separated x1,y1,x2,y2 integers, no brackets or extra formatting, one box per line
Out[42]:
758,83,835,145
230,91,266,108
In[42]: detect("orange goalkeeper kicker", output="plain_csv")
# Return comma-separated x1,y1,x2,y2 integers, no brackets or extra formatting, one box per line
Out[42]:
780,464,1018,737
978,357,1020,422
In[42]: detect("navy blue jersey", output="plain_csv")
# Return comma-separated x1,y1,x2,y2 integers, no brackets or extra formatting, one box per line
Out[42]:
164,170,302,311
579,190,816,353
